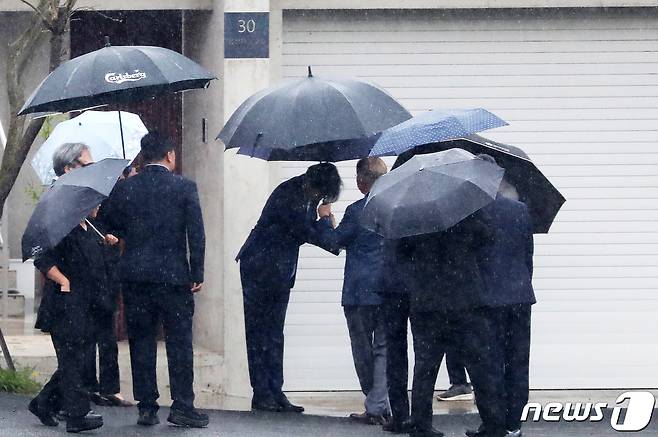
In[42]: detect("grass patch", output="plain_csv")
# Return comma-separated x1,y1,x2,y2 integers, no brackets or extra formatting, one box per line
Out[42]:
0,367,42,394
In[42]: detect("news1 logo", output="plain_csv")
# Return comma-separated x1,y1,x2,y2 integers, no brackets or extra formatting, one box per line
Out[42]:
522,391,656,432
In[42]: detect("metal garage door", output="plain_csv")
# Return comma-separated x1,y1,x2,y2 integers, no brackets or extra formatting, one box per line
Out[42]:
277,7,658,390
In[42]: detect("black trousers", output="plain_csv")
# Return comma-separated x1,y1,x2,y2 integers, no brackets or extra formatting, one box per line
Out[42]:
241,274,290,401
489,304,532,431
410,309,506,436
32,333,91,418
82,307,120,395
380,293,411,424
123,282,195,412
446,347,469,386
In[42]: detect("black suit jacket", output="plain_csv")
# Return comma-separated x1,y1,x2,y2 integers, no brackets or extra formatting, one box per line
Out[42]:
35,225,107,339
238,175,336,290
397,212,492,313
104,165,205,285
477,196,536,307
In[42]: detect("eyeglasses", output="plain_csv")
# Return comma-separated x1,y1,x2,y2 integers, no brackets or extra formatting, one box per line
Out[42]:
73,159,93,168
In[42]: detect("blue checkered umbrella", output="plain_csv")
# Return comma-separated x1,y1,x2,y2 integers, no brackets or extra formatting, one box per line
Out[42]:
368,108,507,157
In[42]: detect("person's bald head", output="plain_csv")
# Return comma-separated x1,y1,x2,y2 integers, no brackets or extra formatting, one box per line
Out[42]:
356,157,387,194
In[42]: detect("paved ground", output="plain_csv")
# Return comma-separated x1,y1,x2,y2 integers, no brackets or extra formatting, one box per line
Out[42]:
2,393,658,436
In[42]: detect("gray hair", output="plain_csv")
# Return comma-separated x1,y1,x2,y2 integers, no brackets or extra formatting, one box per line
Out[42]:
53,143,89,176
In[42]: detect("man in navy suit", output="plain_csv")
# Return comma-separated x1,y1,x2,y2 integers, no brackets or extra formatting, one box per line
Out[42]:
237,163,342,413
319,157,391,425
105,132,208,428
466,155,536,437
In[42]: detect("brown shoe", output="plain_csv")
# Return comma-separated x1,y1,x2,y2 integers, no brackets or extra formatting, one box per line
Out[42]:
101,394,134,407
349,412,386,425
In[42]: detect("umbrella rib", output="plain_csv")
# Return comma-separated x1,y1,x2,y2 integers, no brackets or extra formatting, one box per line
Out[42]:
324,81,370,136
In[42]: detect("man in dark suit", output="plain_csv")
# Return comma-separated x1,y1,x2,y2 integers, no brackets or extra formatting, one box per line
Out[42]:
379,262,413,433
466,155,536,437
105,132,208,428
400,211,507,437
237,163,341,413
318,158,391,425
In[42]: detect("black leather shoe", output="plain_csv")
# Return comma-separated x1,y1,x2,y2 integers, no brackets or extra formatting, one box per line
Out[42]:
66,413,103,433
137,409,160,426
89,392,105,406
277,394,304,413
28,399,58,427
410,427,445,437
383,419,414,433
465,425,485,437
167,407,209,428
251,397,283,412
349,412,387,425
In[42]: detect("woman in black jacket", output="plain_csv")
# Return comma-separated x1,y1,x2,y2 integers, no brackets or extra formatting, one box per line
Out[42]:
29,208,114,433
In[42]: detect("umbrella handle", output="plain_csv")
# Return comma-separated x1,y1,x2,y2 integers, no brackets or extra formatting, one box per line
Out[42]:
118,110,126,159
85,219,106,241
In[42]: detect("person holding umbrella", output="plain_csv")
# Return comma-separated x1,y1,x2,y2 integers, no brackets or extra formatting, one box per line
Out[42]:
465,155,536,437
42,142,131,409
361,149,508,437
237,163,342,413
25,153,127,432
28,197,122,433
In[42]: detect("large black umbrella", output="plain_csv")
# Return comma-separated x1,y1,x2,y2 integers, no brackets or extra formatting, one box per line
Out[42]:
395,134,565,233
19,43,215,116
18,42,215,158
361,148,504,239
21,158,128,261
218,67,411,161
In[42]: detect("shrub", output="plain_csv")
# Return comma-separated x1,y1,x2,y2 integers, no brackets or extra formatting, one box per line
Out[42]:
0,367,42,394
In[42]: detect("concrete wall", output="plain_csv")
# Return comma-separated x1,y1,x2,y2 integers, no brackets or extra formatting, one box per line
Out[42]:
0,12,53,261
182,0,273,405
182,7,226,354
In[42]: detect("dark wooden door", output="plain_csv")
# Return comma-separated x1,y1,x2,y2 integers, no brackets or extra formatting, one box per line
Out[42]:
70,11,184,173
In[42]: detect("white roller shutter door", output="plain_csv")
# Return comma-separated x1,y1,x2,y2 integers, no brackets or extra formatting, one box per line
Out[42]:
277,8,658,390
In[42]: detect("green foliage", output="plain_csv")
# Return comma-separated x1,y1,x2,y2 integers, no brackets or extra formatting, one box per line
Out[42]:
24,183,44,205
38,114,68,140
0,367,42,394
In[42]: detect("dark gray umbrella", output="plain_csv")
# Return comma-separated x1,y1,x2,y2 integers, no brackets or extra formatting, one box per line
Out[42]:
21,158,128,261
394,134,565,233
218,67,411,161
361,148,504,239
18,44,216,116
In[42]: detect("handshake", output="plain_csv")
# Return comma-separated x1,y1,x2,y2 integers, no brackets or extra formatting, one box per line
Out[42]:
318,203,336,228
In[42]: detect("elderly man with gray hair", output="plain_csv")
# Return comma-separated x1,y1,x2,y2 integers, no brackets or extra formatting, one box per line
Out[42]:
52,142,94,178
319,157,392,426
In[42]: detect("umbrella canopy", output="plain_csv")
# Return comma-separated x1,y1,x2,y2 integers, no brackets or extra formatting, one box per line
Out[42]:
395,134,565,233
361,148,504,239
32,111,147,184
22,158,128,261
219,67,411,161
368,108,508,157
18,44,216,116
236,136,377,162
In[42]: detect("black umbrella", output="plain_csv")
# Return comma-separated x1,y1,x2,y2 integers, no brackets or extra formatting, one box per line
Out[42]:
18,40,216,158
21,158,128,261
394,134,565,233
361,148,504,239
19,43,215,116
218,67,411,161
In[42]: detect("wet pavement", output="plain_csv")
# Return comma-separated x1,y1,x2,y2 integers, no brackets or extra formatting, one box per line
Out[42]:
2,393,658,436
